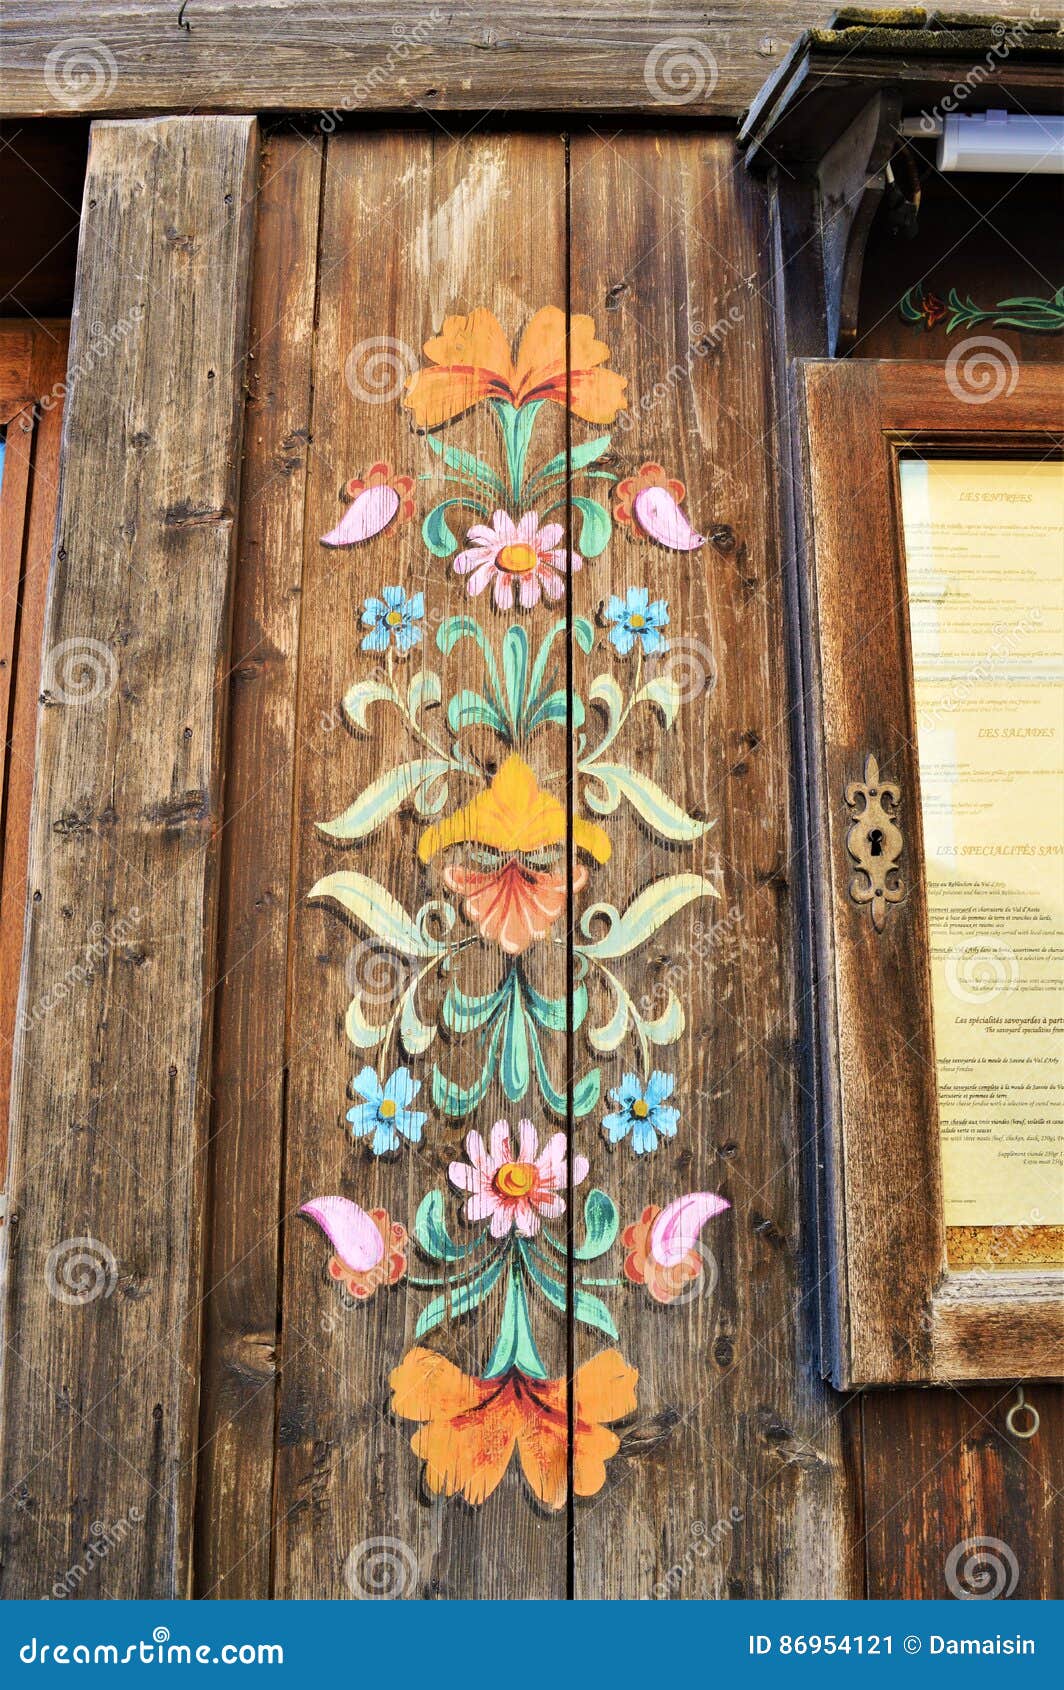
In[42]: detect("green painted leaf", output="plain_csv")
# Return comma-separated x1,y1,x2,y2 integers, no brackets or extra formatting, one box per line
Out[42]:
422,502,460,557
309,872,442,957
635,674,682,730
484,1267,548,1380
426,433,506,497
317,758,452,841
344,993,388,1050
407,668,442,724
575,1189,618,1261
578,874,719,960
500,973,530,1102
415,1256,506,1337
447,688,508,737
574,616,595,653
414,1190,487,1263
572,1064,602,1118
399,977,436,1056
584,763,714,842
572,496,611,558
342,678,395,733
432,1018,503,1115
573,1288,618,1340
501,625,529,731
526,435,613,492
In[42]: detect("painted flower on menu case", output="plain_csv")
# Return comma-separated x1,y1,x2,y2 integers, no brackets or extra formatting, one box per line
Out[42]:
602,1070,679,1155
605,588,670,657
389,1346,638,1508
346,1065,427,1154
622,1192,729,1304
454,510,581,610
360,586,424,653
449,1118,590,1238
402,306,627,430
321,460,416,547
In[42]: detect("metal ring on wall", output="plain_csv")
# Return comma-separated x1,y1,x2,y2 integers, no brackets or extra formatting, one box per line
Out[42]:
1005,1386,1040,1440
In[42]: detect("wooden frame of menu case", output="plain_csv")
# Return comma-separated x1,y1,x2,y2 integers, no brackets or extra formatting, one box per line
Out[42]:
797,359,1064,1389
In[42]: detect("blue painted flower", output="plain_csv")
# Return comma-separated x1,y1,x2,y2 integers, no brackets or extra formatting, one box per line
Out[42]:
360,586,424,653
347,1065,427,1155
602,1070,679,1155
605,587,669,655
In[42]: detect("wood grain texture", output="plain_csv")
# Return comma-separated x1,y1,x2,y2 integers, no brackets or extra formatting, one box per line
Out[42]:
862,1384,1063,1599
0,116,256,1598
568,131,859,1599
194,133,322,1601
1,1,1031,119
273,130,569,1600
0,323,70,1187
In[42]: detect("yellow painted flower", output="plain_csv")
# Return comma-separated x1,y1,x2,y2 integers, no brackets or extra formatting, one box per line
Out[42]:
403,307,627,431
418,755,610,954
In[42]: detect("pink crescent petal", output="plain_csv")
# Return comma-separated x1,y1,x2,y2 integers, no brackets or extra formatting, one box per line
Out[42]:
321,484,400,547
649,1191,730,1267
299,1196,385,1270
633,485,704,552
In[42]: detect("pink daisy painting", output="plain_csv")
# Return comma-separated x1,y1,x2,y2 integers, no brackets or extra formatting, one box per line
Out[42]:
448,1119,589,1238
453,510,581,609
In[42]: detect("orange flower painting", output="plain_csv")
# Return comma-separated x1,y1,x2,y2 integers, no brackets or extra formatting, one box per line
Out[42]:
403,306,627,430
390,1348,638,1508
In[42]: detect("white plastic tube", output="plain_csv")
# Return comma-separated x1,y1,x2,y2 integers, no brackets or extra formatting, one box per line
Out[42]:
938,110,1064,174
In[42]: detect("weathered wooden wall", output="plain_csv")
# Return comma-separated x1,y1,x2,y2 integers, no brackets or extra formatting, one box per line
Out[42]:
1,1,1041,118
0,110,1059,1599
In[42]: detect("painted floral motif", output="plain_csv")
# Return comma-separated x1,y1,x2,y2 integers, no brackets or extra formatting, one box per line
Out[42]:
454,509,579,609
603,1070,680,1156
449,1119,589,1238
322,461,416,547
304,305,731,1508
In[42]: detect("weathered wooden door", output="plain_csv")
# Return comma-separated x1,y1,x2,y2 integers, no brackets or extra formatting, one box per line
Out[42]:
2,116,1057,1601
196,126,839,1601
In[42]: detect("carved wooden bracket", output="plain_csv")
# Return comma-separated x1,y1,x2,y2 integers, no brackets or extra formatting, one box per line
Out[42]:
818,91,903,355
845,754,904,931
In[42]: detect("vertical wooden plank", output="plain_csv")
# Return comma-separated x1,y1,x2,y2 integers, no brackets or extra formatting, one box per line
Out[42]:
274,131,570,1599
862,1386,1064,1598
567,132,857,1597
0,116,257,1598
0,326,70,1185
194,132,322,1600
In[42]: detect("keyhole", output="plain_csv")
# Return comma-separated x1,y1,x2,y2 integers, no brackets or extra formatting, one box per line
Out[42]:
868,828,884,858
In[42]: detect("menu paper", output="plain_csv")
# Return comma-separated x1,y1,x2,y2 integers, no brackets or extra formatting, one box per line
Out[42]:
900,458,1064,1232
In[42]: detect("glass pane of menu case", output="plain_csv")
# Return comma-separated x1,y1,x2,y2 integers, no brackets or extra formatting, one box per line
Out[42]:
899,458,1064,1267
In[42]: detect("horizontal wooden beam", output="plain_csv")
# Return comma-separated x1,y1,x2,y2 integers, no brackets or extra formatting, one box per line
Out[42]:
0,0,1039,119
